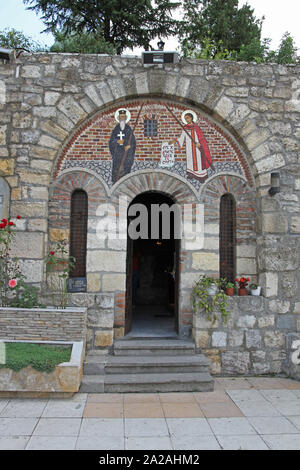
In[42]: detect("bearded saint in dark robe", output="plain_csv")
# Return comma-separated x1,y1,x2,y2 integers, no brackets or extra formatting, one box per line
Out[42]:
109,109,136,184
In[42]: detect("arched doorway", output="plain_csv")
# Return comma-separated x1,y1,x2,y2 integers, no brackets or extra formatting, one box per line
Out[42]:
125,191,180,337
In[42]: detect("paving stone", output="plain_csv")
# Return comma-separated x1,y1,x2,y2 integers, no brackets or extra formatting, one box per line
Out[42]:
80,418,124,437
26,436,77,450
171,435,221,450
0,418,38,436
260,389,298,401
261,434,300,450
76,436,125,450
248,416,300,435
216,435,269,450
226,389,267,403
125,418,169,437
271,401,300,416
33,418,81,436
1,400,47,418
166,418,213,436
233,401,281,417
0,436,29,450
42,400,85,418
208,417,257,435
125,436,173,450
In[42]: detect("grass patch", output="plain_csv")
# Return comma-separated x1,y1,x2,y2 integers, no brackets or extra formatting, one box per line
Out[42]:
0,342,72,373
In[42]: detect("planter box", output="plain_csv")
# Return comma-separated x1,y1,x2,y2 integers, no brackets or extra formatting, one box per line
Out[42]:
0,340,85,393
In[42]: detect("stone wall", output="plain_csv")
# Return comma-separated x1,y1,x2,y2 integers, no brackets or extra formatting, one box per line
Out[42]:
0,52,299,366
0,307,87,343
193,296,300,376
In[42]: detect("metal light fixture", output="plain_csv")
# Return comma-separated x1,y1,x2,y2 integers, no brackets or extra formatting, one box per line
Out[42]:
269,172,280,196
157,40,165,51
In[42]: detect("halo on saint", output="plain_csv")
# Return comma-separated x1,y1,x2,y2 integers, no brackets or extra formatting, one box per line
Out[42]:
115,108,131,123
181,109,197,124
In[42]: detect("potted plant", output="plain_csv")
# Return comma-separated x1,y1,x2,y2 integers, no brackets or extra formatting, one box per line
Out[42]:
235,276,250,296
250,283,261,296
225,281,235,296
191,275,230,323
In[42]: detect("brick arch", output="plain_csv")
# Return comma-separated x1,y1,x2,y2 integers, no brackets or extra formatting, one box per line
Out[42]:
49,170,108,240
201,173,257,281
110,169,199,206
51,95,257,189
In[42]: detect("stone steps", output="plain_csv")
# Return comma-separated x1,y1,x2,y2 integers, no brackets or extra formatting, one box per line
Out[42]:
105,355,210,374
113,338,196,356
79,337,214,393
80,372,213,393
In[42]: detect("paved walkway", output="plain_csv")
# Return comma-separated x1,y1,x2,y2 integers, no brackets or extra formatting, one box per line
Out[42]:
0,377,300,450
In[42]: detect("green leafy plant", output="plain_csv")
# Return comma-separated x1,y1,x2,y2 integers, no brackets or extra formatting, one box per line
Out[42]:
46,240,76,308
226,282,235,288
249,283,258,290
191,275,230,323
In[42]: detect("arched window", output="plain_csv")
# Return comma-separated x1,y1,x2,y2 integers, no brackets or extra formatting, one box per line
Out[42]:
69,189,88,278
219,193,236,283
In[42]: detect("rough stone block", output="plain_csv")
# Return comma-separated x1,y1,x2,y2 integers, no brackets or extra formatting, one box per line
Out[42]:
95,294,114,309
192,252,219,271
211,331,227,348
102,274,126,292
268,300,290,314
264,331,285,348
259,272,278,298
238,296,265,312
18,259,44,283
262,213,288,234
258,315,275,328
87,250,126,272
87,273,101,292
94,331,113,347
228,330,244,347
88,309,114,328
222,351,250,374
245,330,262,349
193,330,210,349
277,315,295,330
0,158,14,176
10,232,44,259
236,315,256,328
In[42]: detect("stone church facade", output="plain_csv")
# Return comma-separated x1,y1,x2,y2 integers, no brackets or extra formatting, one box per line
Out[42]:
0,52,300,376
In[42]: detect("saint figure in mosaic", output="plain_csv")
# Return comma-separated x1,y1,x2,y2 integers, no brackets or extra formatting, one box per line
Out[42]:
170,110,213,182
109,108,136,184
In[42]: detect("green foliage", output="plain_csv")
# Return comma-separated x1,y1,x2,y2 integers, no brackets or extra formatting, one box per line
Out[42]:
179,0,263,58
10,280,45,309
191,275,230,323
46,240,76,309
231,37,271,63
0,28,46,52
276,32,299,64
0,342,72,373
50,30,117,54
23,0,181,53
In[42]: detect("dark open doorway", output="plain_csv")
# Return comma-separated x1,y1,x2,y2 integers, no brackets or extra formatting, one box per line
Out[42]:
125,191,180,337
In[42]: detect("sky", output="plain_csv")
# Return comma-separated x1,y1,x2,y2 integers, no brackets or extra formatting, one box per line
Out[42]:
0,0,300,53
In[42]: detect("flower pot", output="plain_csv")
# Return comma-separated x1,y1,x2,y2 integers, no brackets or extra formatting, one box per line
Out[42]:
250,286,261,296
238,287,247,296
207,283,218,295
225,287,234,296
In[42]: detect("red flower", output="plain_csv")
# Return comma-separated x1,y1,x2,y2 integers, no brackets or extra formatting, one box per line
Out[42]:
8,279,17,288
8,221,14,226
49,251,55,256
0,223,5,229
16,215,21,219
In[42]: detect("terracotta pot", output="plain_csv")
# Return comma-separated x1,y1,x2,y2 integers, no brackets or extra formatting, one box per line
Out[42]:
238,287,247,296
225,287,234,296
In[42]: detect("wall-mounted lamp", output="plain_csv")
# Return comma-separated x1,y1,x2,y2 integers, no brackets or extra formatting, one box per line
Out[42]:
268,172,280,196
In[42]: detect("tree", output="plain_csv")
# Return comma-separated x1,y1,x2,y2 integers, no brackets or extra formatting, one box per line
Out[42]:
275,32,299,64
0,28,45,52
179,0,263,58
50,30,116,54
23,0,181,54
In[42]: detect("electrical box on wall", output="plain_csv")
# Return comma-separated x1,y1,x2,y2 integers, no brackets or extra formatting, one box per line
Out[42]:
142,51,179,66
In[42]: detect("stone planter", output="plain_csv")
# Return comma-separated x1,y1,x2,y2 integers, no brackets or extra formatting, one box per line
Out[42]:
0,340,85,394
